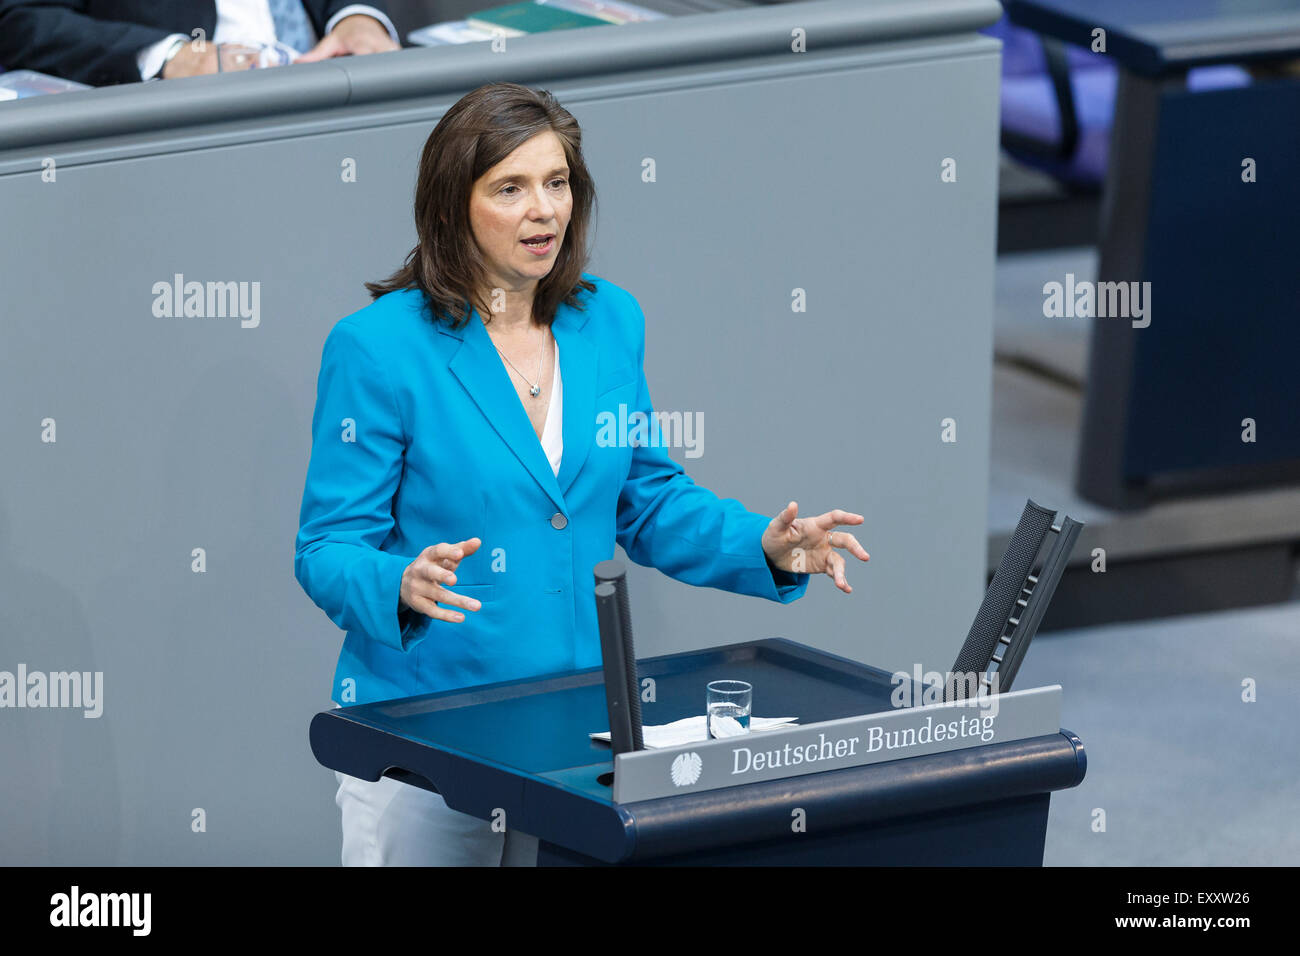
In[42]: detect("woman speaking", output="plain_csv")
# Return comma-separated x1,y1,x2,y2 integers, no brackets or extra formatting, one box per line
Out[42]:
294,82,869,866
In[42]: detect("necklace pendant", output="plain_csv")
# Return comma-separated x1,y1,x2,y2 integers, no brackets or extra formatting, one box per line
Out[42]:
530,384,541,397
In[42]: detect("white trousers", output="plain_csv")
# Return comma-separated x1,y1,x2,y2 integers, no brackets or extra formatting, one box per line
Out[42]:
328,703,539,866
333,770,539,866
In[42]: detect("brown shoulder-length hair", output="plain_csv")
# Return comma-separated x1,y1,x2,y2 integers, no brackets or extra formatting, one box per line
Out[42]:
365,82,597,330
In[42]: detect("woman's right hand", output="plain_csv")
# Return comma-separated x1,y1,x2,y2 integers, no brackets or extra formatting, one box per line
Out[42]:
399,538,483,623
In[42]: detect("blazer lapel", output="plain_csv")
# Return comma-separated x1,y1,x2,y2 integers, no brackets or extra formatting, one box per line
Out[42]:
552,304,595,499
443,297,596,514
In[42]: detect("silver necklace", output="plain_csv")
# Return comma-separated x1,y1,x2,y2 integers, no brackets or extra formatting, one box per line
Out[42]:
489,322,547,397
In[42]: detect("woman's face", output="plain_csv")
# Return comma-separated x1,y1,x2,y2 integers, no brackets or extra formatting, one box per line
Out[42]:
468,130,572,306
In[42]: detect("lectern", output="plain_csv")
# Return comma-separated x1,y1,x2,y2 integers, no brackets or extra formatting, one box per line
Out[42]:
311,638,1085,865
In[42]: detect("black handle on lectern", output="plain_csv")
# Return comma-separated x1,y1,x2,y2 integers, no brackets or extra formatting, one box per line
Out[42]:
594,559,644,754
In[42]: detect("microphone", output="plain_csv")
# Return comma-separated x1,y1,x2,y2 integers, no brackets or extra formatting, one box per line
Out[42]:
593,559,644,755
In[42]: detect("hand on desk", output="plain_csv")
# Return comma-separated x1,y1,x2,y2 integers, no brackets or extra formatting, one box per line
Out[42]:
160,12,396,80
296,14,400,63
761,502,869,594
162,42,218,79
400,538,483,623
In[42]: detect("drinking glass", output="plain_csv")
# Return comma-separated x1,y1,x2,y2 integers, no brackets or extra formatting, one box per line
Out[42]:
706,680,752,738
218,43,261,72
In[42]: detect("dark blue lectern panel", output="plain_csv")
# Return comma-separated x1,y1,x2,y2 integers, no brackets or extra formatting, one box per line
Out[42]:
1124,80,1300,483
538,793,1053,866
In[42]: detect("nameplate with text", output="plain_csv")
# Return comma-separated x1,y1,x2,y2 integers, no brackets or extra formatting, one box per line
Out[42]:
611,684,1062,803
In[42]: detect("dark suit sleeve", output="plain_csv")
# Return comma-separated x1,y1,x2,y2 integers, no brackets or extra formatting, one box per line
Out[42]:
0,0,190,86
304,0,392,37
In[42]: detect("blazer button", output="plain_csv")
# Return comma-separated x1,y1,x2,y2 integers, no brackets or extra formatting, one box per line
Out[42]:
550,512,568,530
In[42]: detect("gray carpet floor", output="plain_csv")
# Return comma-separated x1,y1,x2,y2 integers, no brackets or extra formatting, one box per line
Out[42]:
1016,600,1300,866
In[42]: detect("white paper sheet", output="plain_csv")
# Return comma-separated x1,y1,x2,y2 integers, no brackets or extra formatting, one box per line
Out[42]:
590,716,799,749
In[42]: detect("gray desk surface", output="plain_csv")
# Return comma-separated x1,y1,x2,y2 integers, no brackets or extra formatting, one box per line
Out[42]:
0,0,1002,152
1007,0,1300,74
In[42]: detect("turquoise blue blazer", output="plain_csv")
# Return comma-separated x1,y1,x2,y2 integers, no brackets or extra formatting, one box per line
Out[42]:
294,275,809,707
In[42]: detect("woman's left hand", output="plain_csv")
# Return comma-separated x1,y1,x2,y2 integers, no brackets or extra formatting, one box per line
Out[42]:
761,501,869,593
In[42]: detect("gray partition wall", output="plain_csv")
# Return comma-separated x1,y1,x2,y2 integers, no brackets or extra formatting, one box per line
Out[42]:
0,0,1002,864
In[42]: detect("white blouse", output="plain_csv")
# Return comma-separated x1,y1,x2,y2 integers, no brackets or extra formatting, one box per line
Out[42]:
541,339,562,476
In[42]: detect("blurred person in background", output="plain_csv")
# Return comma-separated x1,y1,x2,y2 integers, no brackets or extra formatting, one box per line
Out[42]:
0,0,400,86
